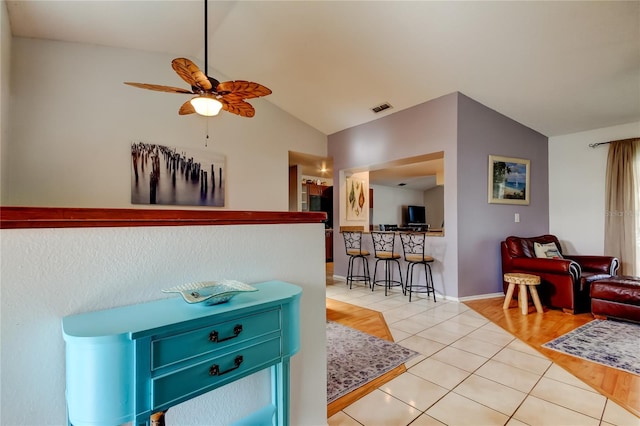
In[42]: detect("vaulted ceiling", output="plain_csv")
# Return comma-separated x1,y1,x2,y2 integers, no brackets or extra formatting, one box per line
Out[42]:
6,0,640,138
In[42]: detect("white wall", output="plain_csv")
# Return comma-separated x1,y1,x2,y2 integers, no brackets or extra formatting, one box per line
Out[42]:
549,121,640,254
2,36,328,426
1,223,327,426
370,184,424,227
4,37,326,209
0,0,11,202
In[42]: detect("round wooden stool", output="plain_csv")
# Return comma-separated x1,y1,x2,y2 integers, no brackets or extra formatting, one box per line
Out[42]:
503,273,543,315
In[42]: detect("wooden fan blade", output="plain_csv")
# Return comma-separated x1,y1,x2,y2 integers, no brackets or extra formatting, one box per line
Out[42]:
124,82,193,94
178,100,196,115
221,99,255,118
171,58,212,91
217,80,272,99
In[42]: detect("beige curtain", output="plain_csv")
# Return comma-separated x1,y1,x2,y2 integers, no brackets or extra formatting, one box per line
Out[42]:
636,147,640,273
604,138,639,276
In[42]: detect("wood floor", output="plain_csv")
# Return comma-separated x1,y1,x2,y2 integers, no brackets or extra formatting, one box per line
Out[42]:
325,295,639,419
325,263,639,419
326,298,407,418
464,297,640,418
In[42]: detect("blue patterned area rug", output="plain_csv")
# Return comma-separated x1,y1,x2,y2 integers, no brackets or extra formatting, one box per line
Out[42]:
327,321,419,404
543,319,640,375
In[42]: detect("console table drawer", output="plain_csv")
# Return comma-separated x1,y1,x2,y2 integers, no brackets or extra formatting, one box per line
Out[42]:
152,308,281,370
152,336,282,409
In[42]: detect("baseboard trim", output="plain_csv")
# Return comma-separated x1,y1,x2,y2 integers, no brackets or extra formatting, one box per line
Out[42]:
330,275,504,303
458,292,504,302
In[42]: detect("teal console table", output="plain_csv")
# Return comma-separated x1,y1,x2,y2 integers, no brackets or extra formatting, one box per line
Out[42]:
62,280,302,426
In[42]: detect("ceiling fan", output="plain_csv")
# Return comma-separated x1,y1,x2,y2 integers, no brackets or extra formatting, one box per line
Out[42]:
124,0,271,118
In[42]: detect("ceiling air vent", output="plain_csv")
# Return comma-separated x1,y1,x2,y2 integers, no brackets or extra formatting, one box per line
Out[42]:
371,102,392,114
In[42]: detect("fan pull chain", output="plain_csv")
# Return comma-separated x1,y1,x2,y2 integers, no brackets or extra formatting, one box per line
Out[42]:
205,118,209,147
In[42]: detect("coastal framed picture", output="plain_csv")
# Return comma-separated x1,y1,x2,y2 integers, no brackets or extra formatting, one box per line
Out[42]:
488,155,530,205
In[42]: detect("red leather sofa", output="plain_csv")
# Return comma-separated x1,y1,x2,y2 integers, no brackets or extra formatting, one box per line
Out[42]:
591,276,640,323
501,235,619,313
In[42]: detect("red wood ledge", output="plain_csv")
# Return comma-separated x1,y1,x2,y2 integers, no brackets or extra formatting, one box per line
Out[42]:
0,207,327,229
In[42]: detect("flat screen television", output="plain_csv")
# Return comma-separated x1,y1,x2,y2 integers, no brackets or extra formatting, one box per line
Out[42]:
407,205,426,224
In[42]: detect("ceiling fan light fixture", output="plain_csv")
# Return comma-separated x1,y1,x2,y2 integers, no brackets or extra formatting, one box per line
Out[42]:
124,0,270,118
190,96,223,116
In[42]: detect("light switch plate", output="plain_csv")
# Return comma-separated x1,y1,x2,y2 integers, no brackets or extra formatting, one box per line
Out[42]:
515,213,520,223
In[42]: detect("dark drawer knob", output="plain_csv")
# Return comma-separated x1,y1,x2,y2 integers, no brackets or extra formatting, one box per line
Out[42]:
209,355,244,377
209,324,243,343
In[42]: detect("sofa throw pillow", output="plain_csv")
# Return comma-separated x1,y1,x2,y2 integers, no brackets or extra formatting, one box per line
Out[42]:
534,242,563,259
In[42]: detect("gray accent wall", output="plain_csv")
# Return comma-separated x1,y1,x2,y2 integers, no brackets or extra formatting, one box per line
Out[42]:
330,93,459,172
457,94,549,297
329,93,459,297
424,185,445,230
329,92,549,299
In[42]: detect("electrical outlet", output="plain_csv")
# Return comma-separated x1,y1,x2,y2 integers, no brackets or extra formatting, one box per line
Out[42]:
515,213,520,223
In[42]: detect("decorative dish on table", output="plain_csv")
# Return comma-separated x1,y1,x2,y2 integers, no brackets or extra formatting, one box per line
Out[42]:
162,280,258,305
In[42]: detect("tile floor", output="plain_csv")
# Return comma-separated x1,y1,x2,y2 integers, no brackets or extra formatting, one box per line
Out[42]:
326,279,640,426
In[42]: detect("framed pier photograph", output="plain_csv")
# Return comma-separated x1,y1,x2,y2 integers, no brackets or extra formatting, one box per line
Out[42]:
131,142,226,207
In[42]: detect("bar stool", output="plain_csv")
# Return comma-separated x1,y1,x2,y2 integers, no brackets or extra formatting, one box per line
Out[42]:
399,232,436,302
371,231,403,295
342,231,371,289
